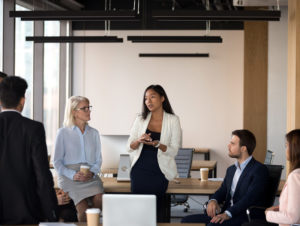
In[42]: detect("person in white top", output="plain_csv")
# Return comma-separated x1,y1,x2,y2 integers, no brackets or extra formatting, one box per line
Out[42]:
127,84,182,222
243,129,300,226
265,129,300,226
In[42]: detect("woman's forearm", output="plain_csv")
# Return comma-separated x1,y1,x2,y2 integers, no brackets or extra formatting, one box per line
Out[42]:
130,139,140,150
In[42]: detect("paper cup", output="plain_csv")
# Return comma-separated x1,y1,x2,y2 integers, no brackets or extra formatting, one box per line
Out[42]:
200,168,209,181
80,165,90,175
86,208,100,226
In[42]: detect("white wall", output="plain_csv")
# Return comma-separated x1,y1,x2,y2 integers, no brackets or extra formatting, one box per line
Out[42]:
72,30,244,177
268,6,288,179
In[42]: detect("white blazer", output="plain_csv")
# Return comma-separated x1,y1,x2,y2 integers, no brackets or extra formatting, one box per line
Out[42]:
127,111,182,181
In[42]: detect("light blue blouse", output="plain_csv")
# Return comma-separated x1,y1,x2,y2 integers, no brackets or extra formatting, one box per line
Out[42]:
53,125,102,180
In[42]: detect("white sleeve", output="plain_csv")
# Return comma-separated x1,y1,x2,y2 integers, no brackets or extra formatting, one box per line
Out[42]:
161,116,182,158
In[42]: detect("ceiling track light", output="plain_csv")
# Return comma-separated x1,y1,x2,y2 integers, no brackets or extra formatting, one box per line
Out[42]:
139,53,209,57
26,36,123,43
128,36,222,43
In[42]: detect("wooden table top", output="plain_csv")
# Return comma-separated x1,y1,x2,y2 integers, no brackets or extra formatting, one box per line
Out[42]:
191,160,217,170
102,160,218,174
101,168,118,174
102,177,284,195
194,148,210,153
103,177,221,195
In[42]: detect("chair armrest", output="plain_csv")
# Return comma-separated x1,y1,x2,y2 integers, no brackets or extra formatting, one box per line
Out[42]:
246,206,267,222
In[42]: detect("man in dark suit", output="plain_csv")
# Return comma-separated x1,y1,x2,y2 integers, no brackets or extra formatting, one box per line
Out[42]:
0,76,58,224
182,129,269,226
0,71,7,112
0,71,7,82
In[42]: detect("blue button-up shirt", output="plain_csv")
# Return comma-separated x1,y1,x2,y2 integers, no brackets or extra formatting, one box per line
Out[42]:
53,125,102,180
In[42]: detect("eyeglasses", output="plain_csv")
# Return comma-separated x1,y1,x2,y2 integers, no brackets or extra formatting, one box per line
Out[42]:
76,106,92,112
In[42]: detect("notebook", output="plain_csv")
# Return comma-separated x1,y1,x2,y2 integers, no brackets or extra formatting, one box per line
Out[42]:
117,154,131,181
102,194,156,226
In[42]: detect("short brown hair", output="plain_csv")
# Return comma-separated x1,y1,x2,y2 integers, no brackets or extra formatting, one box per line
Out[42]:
232,129,256,155
286,129,300,171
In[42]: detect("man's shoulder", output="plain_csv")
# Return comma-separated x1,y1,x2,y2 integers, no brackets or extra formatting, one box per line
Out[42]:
20,116,44,130
250,158,267,169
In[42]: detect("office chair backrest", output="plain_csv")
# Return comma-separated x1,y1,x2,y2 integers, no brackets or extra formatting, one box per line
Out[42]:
264,150,274,164
263,164,284,207
175,148,194,178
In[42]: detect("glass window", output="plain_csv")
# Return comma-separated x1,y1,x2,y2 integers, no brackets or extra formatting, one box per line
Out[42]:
44,21,60,155
0,0,3,71
15,4,33,118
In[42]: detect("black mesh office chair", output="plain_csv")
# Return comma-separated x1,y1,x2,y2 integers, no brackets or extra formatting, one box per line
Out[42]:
247,164,284,221
171,148,194,212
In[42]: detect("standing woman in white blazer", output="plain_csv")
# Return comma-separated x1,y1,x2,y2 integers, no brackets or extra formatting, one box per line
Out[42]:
127,84,182,222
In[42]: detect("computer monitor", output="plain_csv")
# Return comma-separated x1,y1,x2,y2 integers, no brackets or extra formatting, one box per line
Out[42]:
100,135,131,169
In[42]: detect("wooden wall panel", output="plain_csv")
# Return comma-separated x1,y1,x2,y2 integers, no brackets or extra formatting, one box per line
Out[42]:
244,21,268,163
287,0,300,175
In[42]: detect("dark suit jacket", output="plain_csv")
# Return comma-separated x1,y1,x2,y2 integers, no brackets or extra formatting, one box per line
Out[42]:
211,157,269,219
0,111,58,224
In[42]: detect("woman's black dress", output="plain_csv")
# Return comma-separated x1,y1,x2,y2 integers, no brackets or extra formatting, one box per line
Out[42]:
130,129,169,222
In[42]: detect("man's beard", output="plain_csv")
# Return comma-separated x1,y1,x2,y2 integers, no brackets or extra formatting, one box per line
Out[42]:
229,152,241,159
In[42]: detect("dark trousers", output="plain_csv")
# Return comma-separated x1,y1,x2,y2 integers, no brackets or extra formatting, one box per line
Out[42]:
58,201,78,222
181,213,248,226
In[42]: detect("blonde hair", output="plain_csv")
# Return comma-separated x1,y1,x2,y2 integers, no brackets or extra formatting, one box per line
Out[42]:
63,96,89,127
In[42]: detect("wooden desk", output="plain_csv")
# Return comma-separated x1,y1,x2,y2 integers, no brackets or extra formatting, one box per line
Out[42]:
194,148,210,160
103,177,221,222
191,160,217,178
101,168,118,175
103,177,221,195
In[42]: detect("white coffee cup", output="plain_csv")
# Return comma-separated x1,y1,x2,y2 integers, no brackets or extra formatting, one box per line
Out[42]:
86,208,100,226
200,168,209,181
80,165,90,175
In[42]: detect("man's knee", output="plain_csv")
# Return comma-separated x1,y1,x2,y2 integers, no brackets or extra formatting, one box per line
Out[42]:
181,214,211,223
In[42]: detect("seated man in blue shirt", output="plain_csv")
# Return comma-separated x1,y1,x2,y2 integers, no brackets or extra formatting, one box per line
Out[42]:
182,129,269,226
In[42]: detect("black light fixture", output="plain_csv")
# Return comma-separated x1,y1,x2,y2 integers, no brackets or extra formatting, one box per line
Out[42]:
26,36,123,43
9,9,280,22
139,53,209,57
128,36,222,43
10,10,138,21
152,10,281,21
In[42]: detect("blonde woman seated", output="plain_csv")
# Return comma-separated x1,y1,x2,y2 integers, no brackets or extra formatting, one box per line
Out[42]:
53,96,103,222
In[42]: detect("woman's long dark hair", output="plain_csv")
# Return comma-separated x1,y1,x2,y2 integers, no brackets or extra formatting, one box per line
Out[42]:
141,85,174,119
286,129,300,171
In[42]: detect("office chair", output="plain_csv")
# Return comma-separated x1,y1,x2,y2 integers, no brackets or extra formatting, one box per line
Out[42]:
246,164,284,221
171,148,194,212
264,150,275,164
